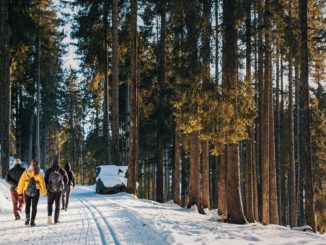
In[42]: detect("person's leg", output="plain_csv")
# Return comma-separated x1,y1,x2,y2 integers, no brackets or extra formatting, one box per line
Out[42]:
65,185,71,210
48,192,55,217
24,195,32,225
30,191,40,226
18,193,25,214
10,191,18,218
61,188,66,210
54,192,62,223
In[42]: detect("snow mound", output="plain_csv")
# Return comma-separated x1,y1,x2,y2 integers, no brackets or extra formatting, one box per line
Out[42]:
96,165,128,188
0,179,11,213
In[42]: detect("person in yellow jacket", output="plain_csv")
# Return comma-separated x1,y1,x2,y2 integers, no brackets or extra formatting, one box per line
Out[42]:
17,159,47,227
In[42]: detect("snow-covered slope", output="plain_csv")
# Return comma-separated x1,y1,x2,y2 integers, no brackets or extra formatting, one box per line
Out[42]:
0,181,325,245
0,179,11,213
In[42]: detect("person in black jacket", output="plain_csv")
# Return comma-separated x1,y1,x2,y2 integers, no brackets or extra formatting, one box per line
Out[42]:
62,162,76,211
45,159,68,224
5,159,25,220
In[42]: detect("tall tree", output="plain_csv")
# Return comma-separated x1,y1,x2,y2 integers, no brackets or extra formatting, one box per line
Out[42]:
245,0,255,223
0,0,11,177
127,0,138,194
156,1,166,203
112,0,120,165
223,0,246,224
201,0,211,210
287,1,297,227
299,0,316,232
261,0,270,225
103,0,111,163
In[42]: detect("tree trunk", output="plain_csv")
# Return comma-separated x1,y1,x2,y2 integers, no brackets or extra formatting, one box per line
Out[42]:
173,128,181,205
223,0,246,224
187,131,201,209
156,2,167,203
214,0,219,85
276,48,282,223
288,22,297,227
0,0,11,177
218,148,227,217
127,0,138,195
226,144,246,224
201,0,211,210
269,59,279,224
103,1,111,163
299,0,316,232
112,0,120,165
244,0,254,223
261,0,270,225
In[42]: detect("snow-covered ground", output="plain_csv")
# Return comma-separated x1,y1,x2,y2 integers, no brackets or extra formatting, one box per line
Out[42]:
0,179,325,245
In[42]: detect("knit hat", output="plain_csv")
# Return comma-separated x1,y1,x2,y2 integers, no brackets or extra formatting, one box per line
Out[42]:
14,159,22,165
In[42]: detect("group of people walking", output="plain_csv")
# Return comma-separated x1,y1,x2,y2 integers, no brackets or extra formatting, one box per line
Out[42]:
5,158,76,227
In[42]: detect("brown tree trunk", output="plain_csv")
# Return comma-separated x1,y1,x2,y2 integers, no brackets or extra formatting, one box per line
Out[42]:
244,0,254,223
187,131,201,209
202,141,210,209
223,0,246,224
173,128,180,205
299,0,316,232
0,0,11,177
261,0,270,225
103,1,111,163
127,0,138,195
218,148,228,217
288,11,297,226
112,0,120,165
201,0,211,210
156,2,167,203
226,144,246,224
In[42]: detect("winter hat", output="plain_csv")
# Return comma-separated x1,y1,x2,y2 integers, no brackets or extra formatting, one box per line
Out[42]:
14,159,22,165
52,158,59,167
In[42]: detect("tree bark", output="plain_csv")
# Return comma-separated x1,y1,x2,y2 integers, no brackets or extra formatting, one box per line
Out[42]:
299,0,316,232
201,0,211,210
127,0,138,195
288,14,297,226
112,0,120,165
103,1,111,163
173,128,180,205
218,148,227,217
223,0,246,224
187,131,201,209
0,0,11,177
261,0,270,225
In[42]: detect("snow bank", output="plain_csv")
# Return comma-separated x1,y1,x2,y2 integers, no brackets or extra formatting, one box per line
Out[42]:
96,165,128,188
0,179,11,213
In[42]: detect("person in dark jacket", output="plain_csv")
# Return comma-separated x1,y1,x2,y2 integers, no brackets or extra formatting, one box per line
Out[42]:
62,162,76,211
5,159,25,220
45,159,68,224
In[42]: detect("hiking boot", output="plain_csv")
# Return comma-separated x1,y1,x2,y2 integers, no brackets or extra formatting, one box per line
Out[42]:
25,218,30,226
47,216,53,225
30,220,36,227
15,212,21,220
54,219,60,224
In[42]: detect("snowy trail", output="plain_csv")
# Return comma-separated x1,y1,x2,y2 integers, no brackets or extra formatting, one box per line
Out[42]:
1,183,326,245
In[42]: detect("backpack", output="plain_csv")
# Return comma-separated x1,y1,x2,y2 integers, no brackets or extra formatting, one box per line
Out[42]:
48,170,64,192
25,173,37,197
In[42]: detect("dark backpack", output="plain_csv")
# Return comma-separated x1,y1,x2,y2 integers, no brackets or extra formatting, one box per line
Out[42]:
25,173,37,197
48,170,63,192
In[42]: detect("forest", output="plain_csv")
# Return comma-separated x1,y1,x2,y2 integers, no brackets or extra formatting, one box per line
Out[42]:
0,0,325,234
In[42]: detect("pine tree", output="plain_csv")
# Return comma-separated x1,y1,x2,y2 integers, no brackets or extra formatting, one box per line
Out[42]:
127,0,138,195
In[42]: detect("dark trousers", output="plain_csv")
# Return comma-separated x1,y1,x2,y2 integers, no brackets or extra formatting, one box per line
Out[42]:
62,185,71,210
25,191,40,221
11,191,24,216
48,191,61,222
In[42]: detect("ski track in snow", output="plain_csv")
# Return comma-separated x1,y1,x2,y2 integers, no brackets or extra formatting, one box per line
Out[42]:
1,183,326,245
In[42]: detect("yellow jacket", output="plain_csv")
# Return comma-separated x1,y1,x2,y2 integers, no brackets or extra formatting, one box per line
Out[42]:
17,170,47,196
